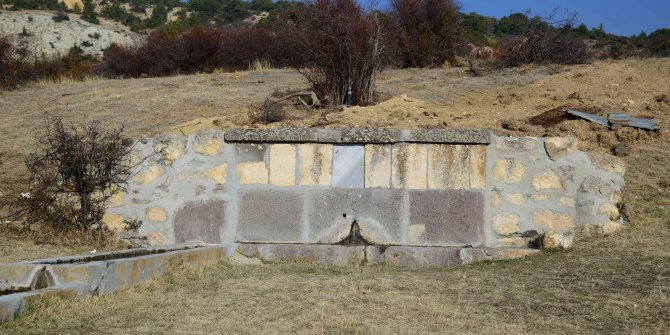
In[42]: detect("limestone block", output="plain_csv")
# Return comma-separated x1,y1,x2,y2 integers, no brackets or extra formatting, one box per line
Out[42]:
102,213,125,232
107,192,125,208
533,210,575,232
407,224,426,244
491,191,502,208
237,161,269,184
544,137,578,160
580,176,615,197
392,144,428,189
587,152,625,175
506,193,525,205
543,231,573,249
532,169,562,190
153,135,187,163
492,158,525,184
560,197,576,208
237,189,303,242
599,203,620,220
133,164,163,185
145,207,167,222
204,163,228,184
298,144,333,186
269,144,296,186
495,136,539,151
492,212,520,236
332,145,364,188
529,194,550,201
145,231,167,246
365,144,392,188
174,199,226,244
427,145,469,189
193,130,225,156
469,145,486,189
409,190,484,245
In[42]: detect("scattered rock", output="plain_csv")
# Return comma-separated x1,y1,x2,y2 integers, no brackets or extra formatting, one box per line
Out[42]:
543,231,574,250
544,137,578,160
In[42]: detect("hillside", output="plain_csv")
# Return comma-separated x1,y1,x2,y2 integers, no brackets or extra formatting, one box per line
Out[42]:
0,9,137,57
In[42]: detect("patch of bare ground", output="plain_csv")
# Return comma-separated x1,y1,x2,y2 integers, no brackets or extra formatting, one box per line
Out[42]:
0,59,669,333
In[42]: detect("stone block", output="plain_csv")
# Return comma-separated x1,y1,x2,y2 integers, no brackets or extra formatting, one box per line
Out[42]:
173,199,226,244
237,161,268,184
308,188,403,244
599,203,620,220
364,144,392,188
409,190,484,246
298,144,333,186
543,231,573,249
491,190,502,208
102,213,125,232
107,191,124,208
492,158,525,184
133,164,163,185
145,207,167,222
236,244,365,266
332,145,364,188
237,189,303,242
392,144,428,189
235,143,267,162
505,193,525,205
544,137,578,160
491,212,520,236
529,194,550,201
560,197,576,208
495,136,538,151
153,135,187,163
203,163,228,184
498,237,527,247
587,152,626,175
579,176,615,197
193,130,225,156
268,144,297,186
533,210,574,232
427,145,470,189
532,169,562,190
145,231,167,246
368,246,462,267
469,145,486,189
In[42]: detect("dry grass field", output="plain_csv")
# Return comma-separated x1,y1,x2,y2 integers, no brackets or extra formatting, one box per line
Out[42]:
0,58,669,333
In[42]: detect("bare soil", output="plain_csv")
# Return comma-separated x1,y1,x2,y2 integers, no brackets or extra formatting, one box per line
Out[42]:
0,59,669,333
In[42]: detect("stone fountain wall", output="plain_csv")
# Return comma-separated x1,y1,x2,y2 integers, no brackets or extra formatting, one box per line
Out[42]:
103,128,625,251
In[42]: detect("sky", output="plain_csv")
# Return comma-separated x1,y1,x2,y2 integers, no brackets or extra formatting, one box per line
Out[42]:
459,0,669,36
367,0,669,36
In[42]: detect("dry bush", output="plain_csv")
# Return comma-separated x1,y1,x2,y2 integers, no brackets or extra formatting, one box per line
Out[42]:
288,0,384,106
15,115,136,232
1,37,94,90
493,17,593,68
97,26,299,77
389,0,462,67
248,98,286,124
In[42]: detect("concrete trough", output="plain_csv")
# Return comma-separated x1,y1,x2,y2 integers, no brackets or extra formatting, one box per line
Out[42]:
0,244,225,322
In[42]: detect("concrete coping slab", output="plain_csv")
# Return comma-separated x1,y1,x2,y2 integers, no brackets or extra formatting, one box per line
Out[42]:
224,128,492,144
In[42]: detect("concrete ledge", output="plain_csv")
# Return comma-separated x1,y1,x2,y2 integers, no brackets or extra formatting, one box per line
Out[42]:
224,128,491,144
0,283,89,322
234,243,538,267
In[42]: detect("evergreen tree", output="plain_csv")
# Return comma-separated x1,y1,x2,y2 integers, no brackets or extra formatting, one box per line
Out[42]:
81,0,100,24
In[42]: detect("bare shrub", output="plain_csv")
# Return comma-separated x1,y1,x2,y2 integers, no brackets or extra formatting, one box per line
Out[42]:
248,97,286,124
16,115,136,232
287,0,384,106
493,16,593,68
389,0,462,67
52,10,70,22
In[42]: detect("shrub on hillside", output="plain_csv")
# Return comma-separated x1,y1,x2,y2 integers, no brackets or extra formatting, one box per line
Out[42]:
493,17,592,68
389,0,462,67
1,37,95,90
17,115,135,232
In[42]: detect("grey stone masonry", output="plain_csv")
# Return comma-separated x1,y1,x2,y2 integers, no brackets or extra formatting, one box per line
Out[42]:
225,127,491,144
